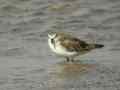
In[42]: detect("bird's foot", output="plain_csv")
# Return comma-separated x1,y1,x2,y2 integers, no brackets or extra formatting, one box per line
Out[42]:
65,57,75,63
66,57,70,62
71,59,74,62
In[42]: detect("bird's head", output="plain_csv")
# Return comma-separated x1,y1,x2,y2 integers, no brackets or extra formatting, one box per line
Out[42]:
48,32,57,39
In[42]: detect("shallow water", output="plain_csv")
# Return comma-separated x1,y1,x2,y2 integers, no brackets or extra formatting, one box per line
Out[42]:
0,0,120,90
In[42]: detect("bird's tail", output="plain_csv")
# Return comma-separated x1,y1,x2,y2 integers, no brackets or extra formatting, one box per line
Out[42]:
94,44,104,49
88,43,104,50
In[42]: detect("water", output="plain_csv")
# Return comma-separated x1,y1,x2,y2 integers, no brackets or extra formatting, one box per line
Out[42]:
0,0,120,90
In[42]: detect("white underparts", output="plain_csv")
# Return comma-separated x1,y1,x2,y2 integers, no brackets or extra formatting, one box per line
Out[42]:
48,38,77,57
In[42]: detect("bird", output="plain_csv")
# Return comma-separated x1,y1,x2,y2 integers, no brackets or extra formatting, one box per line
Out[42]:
48,32,104,62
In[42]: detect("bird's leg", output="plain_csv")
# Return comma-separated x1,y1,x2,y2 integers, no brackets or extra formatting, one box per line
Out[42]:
70,58,74,62
66,57,70,62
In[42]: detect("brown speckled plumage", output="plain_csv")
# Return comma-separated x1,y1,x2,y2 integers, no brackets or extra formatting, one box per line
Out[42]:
55,32,97,52
48,32,104,62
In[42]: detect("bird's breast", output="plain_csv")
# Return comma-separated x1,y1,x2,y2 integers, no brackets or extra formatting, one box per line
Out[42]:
48,39,77,56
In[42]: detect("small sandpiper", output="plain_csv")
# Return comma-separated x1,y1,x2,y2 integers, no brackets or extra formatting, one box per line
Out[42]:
48,32,104,62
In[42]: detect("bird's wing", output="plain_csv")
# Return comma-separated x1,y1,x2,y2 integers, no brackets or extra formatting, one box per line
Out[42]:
60,37,90,52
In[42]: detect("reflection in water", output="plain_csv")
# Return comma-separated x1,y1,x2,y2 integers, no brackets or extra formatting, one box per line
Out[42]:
46,60,96,89
56,62,95,78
